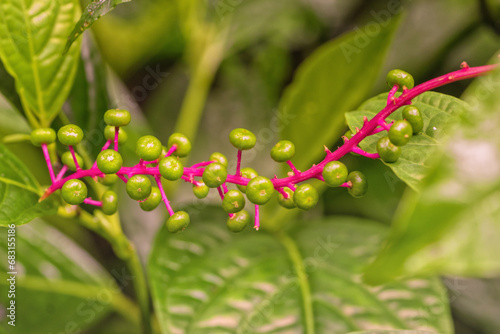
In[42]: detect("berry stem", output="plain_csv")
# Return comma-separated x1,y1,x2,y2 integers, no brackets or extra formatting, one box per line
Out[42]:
387,84,398,105
254,205,260,231
236,150,242,176
287,160,301,175
165,144,177,157
84,198,102,207
217,186,225,200
114,126,119,151
278,187,290,199
56,165,68,182
340,182,352,188
351,147,380,159
190,161,214,168
41,143,56,183
154,175,175,216
68,146,82,171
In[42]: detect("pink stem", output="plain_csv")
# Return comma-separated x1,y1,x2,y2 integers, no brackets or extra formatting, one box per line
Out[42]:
83,198,102,206
114,126,119,151
351,147,380,159
377,119,393,131
371,127,387,135
217,187,225,200
41,144,56,183
254,205,260,231
190,161,214,168
286,160,300,175
165,144,177,158
222,184,229,194
287,183,296,191
68,146,81,171
278,187,290,199
387,84,399,105
155,175,175,216
339,182,352,188
117,174,128,183
236,150,242,176
181,175,195,184
56,165,68,181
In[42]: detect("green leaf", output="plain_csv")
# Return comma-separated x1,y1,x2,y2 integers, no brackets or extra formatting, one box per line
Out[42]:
363,63,500,284
149,213,452,333
0,144,57,226
345,91,470,191
0,220,133,333
64,0,132,53
0,60,24,115
279,16,401,171
0,0,82,126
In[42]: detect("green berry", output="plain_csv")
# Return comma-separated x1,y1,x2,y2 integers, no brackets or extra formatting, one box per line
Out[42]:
193,182,209,199
347,171,367,198
167,133,191,157
222,189,246,213
97,149,123,174
101,190,118,215
104,109,131,127
402,105,423,134
58,124,84,146
237,167,258,193
278,187,296,209
158,156,184,181
209,152,228,167
386,69,414,90
293,184,318,210
246,176,274,205
227,210,250,233
229,128,256,151
270,140,295,162
100,174,118,185
202,163,227,188
343,130,355,141
166,211,190,233
136,135,162,161
104,125,128,143
126,174,152,201
322,161,348,187
389,120,413,146
30,128,56,146
140,187,162,211
377,136,401,163
61,151,84,171
61,179,87,205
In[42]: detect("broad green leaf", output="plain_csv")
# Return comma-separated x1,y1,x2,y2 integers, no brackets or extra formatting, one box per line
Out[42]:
0,144,57,226
363,62,500,284
0,60,24,115
279,16,401,171
345,92,469,191
0,220,130,333
64,0,131,53
0,0,81,126
149,213,452,333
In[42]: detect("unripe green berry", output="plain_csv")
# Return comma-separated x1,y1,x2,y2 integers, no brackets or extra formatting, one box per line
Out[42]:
101,190,118,215
229,128,256,150
347,171,367,198
386,69,414,90
136,135,162,161
270,140,295,162
100,174,118,185
168,133,191,157
61,179,87,205
158,156,184,181
322,161,348,187
104,109,131,127
166,211,190,233
293,184,318,210
30,128,56,146
61,151,84,171
389,120,413,146
202,163,227,188
97,149,123,174
246,176,274,205
402,105,423,134
126,174,152,201
278,187,296,209
58,124,84,146
209,152,228,167
104,125,128,143
237,167,258,193
377,136,401,163
227,210,250,233
140,187,162,211
222,189,246,213
193,182,210,199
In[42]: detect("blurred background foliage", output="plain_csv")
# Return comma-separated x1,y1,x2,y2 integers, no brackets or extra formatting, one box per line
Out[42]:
1,0,500,332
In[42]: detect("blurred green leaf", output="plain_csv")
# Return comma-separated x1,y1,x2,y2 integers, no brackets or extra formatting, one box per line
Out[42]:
0,0,81,126
345,92,470,191
364,62,500,284
0,144,57,226
65,0,131,53
149,214,452,333
347,331,442,334
0,60,24,115
0,220,126,333
279,16,401,171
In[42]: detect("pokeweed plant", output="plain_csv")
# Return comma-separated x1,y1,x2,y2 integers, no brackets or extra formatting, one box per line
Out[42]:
1,1,500,334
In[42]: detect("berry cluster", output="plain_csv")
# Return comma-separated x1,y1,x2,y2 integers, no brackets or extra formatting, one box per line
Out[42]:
32,63,498,233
